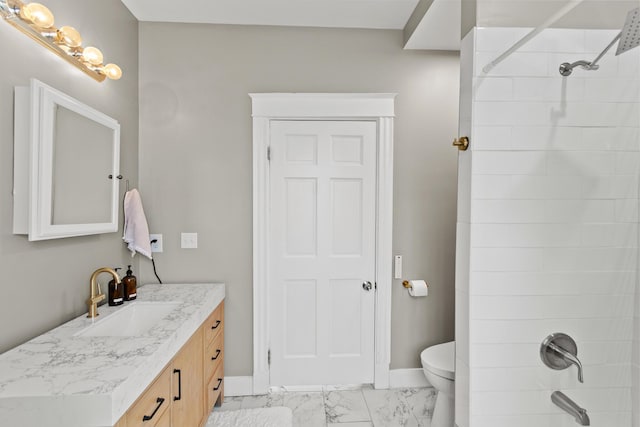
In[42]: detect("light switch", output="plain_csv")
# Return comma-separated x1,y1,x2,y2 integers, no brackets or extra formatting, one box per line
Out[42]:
394,255,402,279
181,232,198,249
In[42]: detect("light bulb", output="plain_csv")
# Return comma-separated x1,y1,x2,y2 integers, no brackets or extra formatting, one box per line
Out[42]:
103,63,122,80
57,26,82,48
82,46,103,66
20,3,54,28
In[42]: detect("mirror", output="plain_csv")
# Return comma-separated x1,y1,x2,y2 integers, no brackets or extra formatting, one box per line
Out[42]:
13,79,120,240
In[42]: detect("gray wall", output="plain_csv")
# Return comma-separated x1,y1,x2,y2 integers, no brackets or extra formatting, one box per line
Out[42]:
139,23,459,374
461,0,477,39
0,1,138,353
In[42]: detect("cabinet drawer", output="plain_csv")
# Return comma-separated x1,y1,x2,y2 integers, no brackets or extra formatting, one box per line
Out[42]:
204,330,224,382
204,302,224,348
126,367,171,427
206,363,224,411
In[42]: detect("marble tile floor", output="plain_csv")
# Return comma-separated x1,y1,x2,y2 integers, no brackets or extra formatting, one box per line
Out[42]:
217,386,437,427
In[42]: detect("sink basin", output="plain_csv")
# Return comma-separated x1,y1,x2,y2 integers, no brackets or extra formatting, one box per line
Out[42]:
75,302,181,337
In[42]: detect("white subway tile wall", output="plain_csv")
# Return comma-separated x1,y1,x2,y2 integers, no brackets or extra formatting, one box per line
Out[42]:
456,27,640,427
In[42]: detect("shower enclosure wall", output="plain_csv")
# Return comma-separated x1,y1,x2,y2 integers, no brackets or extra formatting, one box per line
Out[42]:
455,27,640,427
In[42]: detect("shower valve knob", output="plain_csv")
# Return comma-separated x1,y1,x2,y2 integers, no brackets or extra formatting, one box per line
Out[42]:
540,333,584,383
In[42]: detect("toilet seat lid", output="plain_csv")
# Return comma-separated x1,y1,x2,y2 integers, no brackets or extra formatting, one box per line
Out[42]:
421,341,455,380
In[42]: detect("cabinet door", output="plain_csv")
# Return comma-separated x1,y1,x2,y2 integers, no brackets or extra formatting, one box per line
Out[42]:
171,328,204,427
126,367,171,427
155,408,171,427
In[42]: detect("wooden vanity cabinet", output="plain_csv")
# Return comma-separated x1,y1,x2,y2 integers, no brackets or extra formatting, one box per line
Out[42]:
204,302,225,411
171,328,204,427
115,301,224,427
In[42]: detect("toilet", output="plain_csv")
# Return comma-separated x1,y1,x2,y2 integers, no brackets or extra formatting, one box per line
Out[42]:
420,341,455,427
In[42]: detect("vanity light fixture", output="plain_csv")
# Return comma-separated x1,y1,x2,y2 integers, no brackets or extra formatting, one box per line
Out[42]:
0,0,122,82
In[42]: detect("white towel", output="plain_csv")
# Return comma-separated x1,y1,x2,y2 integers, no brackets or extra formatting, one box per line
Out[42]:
123,189,152,259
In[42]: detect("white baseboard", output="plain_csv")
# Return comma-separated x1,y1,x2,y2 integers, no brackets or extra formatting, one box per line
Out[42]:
224,376,254,396
389,369,430,388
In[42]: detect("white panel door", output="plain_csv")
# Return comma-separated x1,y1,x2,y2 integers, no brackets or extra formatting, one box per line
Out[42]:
269,120,377,386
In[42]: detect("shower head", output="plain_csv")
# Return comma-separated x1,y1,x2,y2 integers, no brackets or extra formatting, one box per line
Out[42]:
559,7,640,76
616,7,639,56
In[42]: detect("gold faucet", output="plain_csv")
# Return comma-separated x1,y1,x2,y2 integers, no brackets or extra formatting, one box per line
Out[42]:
87,267,121,318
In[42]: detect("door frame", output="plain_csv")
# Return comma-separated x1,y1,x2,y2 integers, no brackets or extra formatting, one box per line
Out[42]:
250,93,396,393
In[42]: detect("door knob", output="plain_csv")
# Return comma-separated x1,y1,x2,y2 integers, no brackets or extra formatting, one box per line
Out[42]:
362,281,373,291
452,136,469,151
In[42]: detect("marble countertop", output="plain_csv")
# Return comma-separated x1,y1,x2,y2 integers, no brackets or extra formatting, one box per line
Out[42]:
0,282,225,427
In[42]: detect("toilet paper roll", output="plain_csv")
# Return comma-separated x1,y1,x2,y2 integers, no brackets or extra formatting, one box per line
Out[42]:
408,280,429,297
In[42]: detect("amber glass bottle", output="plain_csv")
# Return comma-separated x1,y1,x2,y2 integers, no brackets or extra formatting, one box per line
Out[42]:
108,268,123,306
123,265,137,301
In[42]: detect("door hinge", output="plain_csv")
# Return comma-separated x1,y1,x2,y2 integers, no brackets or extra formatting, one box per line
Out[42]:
267,146,271,161
268,349,271,365
375,282,377,290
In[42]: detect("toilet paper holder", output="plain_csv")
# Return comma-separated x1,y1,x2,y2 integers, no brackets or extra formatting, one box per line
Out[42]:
402,280,429,297
402,280,429,289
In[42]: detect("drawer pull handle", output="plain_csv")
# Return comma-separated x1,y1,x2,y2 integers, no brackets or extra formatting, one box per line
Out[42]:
213,378,223,391
173,368,182,401
211,320,221,330
211,349,221,361
142,397,165,422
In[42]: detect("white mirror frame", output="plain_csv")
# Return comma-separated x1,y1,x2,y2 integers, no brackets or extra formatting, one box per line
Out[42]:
13,79,121,241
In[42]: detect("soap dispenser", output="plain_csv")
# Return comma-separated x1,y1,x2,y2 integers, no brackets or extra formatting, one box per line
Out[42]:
108,268,123,306
123,265,137,301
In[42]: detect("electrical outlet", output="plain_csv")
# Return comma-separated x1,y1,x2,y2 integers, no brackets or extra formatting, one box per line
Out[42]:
149,234,163,253
181,232,198,249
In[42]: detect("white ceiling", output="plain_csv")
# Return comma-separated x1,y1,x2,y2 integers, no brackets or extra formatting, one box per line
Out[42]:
120,0,460,50
120,0,420,30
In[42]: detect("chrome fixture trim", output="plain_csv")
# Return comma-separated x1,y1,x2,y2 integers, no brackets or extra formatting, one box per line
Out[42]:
540,332,584,383
559,7,639,76
551,391,590,426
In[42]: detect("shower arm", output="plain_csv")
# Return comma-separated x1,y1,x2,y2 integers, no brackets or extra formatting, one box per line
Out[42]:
560,32,621,75
588,32,622,68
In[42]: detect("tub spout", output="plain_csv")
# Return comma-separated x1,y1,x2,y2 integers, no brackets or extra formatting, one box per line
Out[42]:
551,391,590,426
